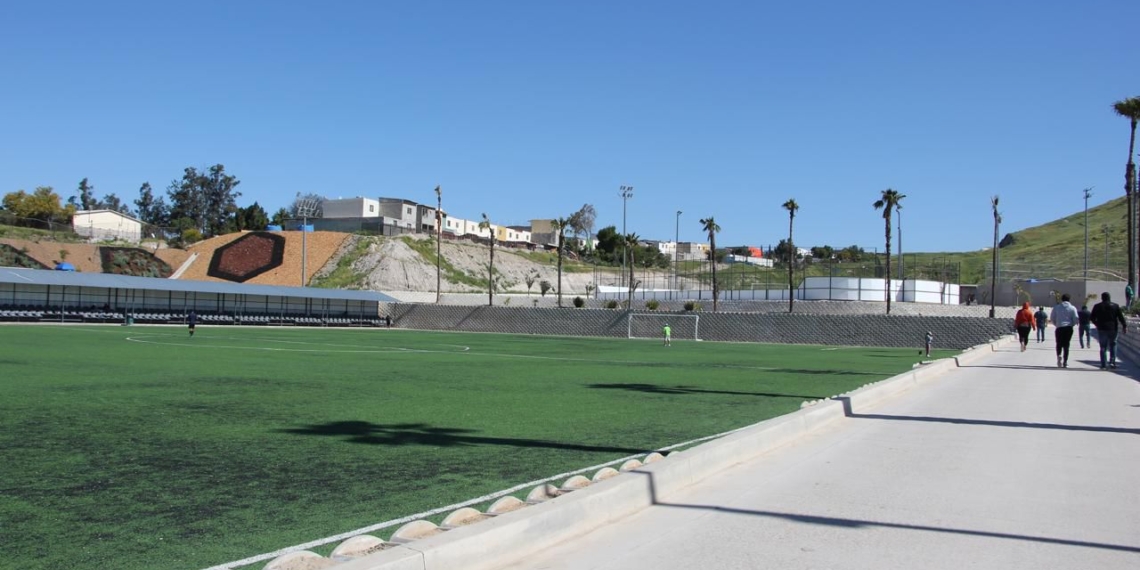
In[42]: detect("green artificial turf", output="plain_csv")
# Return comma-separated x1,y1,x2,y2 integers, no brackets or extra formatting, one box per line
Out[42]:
0,325,953,570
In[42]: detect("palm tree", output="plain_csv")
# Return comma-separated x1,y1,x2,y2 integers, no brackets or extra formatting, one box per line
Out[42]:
479,213,496,306
872,189,905,314
625,233,640,305
989,195,1001,318
782,199,799,313
551,216,568,308
699,217,721,311
1113,97,1140,290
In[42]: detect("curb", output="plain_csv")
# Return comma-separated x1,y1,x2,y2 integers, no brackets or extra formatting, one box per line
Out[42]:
282,341,999,570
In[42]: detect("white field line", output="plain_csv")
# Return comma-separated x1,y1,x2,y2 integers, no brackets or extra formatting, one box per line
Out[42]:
202,424,757,570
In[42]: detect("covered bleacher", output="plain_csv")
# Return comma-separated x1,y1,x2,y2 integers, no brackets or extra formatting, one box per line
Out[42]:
0,267,396,327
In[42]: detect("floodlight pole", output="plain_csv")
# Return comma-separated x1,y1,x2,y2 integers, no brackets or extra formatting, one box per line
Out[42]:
296,199,319,287
675,210,682,294
435,185,442,303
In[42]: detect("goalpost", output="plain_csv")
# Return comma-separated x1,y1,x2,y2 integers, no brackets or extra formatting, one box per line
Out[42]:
627,313,700,341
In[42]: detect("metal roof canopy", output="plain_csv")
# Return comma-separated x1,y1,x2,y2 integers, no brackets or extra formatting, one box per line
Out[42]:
0,267,396,303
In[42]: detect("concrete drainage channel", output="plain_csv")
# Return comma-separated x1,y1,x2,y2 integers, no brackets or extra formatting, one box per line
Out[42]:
255,337,1012,570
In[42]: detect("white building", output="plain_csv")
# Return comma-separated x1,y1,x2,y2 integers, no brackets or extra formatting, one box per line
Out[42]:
323,197,381,218
505,226,532,244
72,209,143,243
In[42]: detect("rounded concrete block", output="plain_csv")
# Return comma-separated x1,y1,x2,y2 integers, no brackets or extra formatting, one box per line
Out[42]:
560,475,591,491
487,495,527,515
526,483,561,503
592,467,619,482
330,535,387,560
390,520,443,543
442,506,491,528
643,452,665,464
618,459,642,471
264,551,336,570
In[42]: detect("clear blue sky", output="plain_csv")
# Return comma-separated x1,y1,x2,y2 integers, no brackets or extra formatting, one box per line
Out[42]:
2,0,1137,253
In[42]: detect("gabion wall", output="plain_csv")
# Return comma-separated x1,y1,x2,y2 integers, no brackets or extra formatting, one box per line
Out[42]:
382,304,1013,350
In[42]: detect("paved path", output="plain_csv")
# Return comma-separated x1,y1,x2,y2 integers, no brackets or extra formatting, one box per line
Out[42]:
499,340,1140,570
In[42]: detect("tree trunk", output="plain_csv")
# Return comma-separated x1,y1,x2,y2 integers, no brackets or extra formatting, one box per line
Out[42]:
787,215,794,313
884,216,892,315
557,237,564,308
1129,120,1137,293
710,237,718,312
488,240,495,306
990,214,999,318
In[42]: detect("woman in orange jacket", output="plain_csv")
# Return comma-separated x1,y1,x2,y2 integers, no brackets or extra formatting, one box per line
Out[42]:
1014,302,1035,352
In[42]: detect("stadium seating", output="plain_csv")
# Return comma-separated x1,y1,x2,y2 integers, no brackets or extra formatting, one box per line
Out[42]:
0,305,383,328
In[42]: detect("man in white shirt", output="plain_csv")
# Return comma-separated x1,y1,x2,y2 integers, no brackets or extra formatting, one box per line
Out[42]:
1050,293,1079,368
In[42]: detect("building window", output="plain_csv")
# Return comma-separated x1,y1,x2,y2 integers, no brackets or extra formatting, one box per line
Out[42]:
369,205,374,213
406,207,412,215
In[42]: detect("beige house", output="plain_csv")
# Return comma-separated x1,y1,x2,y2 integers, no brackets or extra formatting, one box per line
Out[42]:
72,209,143,242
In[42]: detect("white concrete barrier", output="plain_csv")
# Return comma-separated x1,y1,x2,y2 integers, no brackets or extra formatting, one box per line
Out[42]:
329,344,980,570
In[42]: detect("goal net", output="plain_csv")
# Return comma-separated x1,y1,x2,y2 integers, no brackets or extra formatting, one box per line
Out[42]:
627,313,700,341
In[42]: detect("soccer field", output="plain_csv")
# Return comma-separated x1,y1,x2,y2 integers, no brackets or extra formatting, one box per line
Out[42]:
0,324,952,570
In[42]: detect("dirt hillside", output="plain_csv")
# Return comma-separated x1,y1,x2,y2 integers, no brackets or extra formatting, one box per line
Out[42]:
345,235,660,295
1,238,193,274
0,231,347,287
176,231,349,286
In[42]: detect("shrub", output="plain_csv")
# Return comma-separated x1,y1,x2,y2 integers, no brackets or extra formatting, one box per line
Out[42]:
684,301,701,311
645,299,660,310
604,300,619,309
573,296,585,308
181,228,203,244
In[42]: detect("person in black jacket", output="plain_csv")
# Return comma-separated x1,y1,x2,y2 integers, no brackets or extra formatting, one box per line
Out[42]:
1090,292,1127,369
1077,304,1092,349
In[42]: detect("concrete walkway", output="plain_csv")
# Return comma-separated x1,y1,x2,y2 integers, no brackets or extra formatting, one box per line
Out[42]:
499,340,1140,570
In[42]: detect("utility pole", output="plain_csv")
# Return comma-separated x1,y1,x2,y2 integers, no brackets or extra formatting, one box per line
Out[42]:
1104,224,1110,270
896,204,903,289
619,185,634,293
435,185,442,303
1083,187,1093,280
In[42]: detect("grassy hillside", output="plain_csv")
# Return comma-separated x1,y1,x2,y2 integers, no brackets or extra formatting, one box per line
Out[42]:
903,196,1128,283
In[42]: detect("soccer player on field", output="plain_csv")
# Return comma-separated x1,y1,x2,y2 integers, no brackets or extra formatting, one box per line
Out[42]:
663,323,671,346
188,310,197,337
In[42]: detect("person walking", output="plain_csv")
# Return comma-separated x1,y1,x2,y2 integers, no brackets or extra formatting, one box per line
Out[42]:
662,323,671,347
924,331,934,358
1126,283,1134,310
187,310,197,337
1014,302,1035,352
1090,291,1128,369
1077,304,1092,349
1050,294,1078,368
1034,306,1048,343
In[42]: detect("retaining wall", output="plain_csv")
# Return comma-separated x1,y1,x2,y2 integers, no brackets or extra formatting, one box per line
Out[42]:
383,304,1013,349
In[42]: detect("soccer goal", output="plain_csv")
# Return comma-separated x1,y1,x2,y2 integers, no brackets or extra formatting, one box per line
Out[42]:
628,313,700,341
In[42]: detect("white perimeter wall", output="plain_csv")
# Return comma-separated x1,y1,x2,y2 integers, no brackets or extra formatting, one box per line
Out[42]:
598,278,960,304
